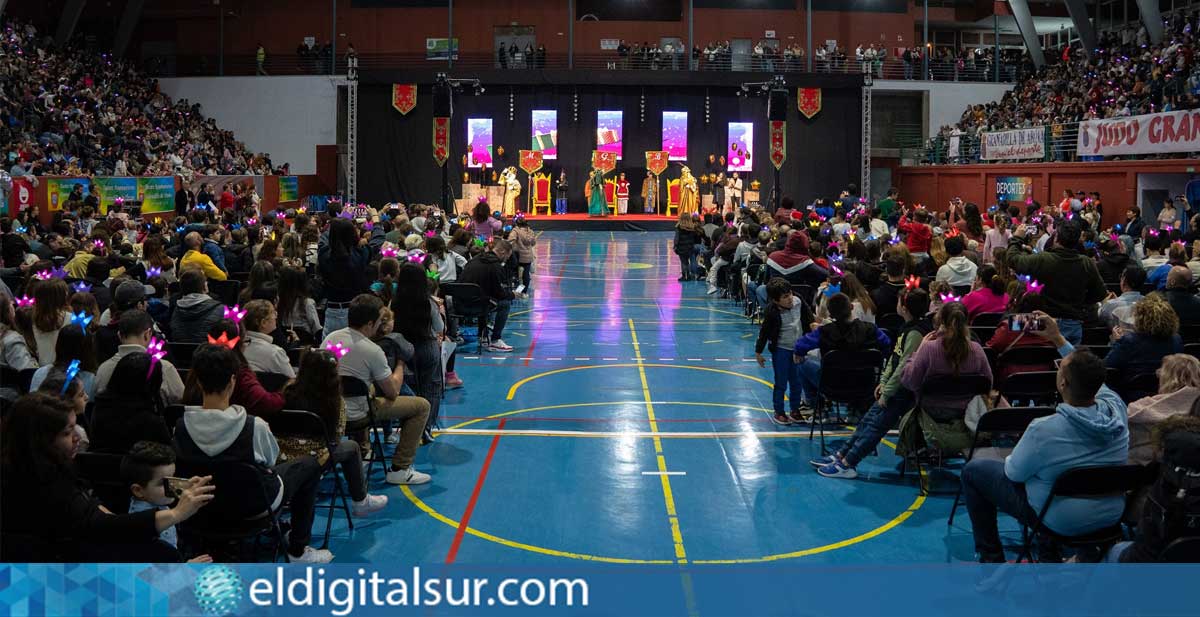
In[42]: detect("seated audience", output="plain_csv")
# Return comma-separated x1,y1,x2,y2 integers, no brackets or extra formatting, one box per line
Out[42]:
1127,354,1200,465
29,323,97,399
936,235,978,290
961,264,1008,320
792,292,891,410
179,232,227,281
1098,265,1146,329
241,300,296,379
94,309,184,402
120,441,212,562
170,269,226,343
1161,266,1200,324
961,313,1128,563
90,352,172,453
1105,295,1184,377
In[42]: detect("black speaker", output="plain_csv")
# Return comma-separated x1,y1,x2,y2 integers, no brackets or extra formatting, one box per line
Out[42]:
768,89,787,121
433,83,453,117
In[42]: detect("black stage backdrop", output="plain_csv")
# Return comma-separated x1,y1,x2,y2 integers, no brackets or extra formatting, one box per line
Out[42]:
357,83,861,212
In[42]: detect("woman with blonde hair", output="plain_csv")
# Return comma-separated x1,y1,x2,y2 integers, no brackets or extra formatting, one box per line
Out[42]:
280,232,306,269
1105,295,1183,376
928,234,948,269
1127,354,1200,464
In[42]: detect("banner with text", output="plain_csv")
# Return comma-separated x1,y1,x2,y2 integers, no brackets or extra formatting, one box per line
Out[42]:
45,177,89,211
278,176,300,202
1077,109,1200,157
10,177,34,214
981,127,1045,160
995,176,1034,207
136,177,177,214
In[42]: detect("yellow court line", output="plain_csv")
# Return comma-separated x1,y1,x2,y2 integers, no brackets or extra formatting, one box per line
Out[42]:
505,364,774,400
446,401,776,431
630,319,688,564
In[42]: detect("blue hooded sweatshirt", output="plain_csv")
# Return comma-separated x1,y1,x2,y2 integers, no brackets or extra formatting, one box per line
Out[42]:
1003,343,1129,535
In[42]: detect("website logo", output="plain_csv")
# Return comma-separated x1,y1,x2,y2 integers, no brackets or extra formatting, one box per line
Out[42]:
195,565,244,616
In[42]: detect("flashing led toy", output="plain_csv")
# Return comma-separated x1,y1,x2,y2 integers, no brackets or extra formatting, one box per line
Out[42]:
33,269,53,281
888,236,901,245
51,267,66,279
425,230,437,238
15,295,34,308
808,220,821,229
1149,228,1160,237
297,206,307,214
473,237,486,247
275,211,286,220
223,304,247,323
827,241,839,250
71,281,92,293
147,337,166,377
92,238,105,250
904,275,921,291
15,225,26,233
176,226,187,234
1164,224,1174,232
822,283,842,298
146,266,163,278
1084,241,1096,250
246,217,259,226
69,311,93,328
1110,233,1120,242
830,264,844,276
426,270,440,280
325,341,349,359
939,292,962,303
61,359,81,395
829,253,844,263
945,227,961,238
503,225,513,233
380,246,399,258
363,221,374,231
1025,279,1045,295
338,209,354,219
207,332,240,349
406,249,426,263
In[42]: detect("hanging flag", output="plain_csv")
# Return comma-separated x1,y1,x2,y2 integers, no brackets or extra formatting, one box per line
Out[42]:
433,117,449,167
797,87,822,119
645,150,669,176
769,121,787,170
519,150,543,174
592,150,617,173
392,84,417,115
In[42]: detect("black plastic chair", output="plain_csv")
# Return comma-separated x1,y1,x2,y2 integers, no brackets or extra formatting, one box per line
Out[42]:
971,312,1005,328
255,372,291,393
969,325,996,345
0,366,37,396
1161,536,1200,563
341,376,388,480
166,342,201,369
790,284,816,309
174,460,287,562
1186,343,1200,362
809,349,883,454
994,346,1059,382
1083,344,1112,359
73,452,131,514
1115,372,1159,404
1082,327,1113,346
441,282,492,352
286,346,306,367
271,409,354,549
998,371,1059,407
164,404,186,436
947,406,1056,525
1018,464,1158,563
876,313,906,342
905,374,993,494
207,279,243,307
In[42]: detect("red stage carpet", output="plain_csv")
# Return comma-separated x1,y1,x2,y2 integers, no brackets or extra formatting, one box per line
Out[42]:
525,213,677,231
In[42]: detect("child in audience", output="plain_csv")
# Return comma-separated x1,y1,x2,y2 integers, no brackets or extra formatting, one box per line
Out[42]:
792,293,892,412
121,441,212,562
961,264,1009,320
755,278,814,425
29,323,97,398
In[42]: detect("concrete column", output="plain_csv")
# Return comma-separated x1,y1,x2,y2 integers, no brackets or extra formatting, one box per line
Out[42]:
112,0,144,58
1063,0,1097,58
53,0,87,48
1135,0,1164,45
1008,0,1046,68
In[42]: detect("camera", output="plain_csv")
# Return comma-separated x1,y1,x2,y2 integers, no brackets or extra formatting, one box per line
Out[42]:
1008,313,1044,332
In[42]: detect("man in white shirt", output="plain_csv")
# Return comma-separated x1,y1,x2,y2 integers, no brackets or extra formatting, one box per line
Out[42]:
321,294,432,485
95,310,184,403
241,300,296,379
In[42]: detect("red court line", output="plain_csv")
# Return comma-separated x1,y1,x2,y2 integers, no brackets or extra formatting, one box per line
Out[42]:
444,418,507,564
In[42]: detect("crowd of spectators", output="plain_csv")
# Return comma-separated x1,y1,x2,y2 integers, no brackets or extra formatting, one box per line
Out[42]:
0,18,283,180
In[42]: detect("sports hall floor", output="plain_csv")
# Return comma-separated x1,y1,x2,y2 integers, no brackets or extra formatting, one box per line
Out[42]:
327,231,990,565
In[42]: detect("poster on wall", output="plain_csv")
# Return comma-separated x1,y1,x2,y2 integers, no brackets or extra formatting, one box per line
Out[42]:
597,110,623,160
279,176,300,203
995,176,1034,207
467,118,494,168
662,111,688,161
1077,109,1200,157
10,177,34,214
981,127,1045,160
531,110,558,159
90,177,138,212
136,177,177,214
727,122,754,172
45,177,89,211
425,38,459,60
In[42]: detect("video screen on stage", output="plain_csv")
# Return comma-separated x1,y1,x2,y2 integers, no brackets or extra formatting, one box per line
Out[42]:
597,110,623,159
727,122,754,172
662,111,688,161
466,118,493,168
531,110,557,160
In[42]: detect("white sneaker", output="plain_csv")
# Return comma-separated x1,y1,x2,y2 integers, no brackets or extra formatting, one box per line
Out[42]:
288,545,334,563
386,466,432,485
706,285,720,295
387,432,400,444
352,494,388,517
487,339,514,352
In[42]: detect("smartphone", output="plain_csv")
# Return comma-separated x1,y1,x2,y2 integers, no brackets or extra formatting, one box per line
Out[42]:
162,476,190,497
1008,313,1043,332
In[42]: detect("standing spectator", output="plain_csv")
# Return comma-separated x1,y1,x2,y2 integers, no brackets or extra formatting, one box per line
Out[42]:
1005,220,1106,345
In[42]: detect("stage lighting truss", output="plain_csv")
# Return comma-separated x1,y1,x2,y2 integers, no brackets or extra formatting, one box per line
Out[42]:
435,73,484,96
736,74,787,98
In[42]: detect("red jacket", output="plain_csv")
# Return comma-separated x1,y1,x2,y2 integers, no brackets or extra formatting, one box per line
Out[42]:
219,191,236,210
898,217,932,253
233,364,285,417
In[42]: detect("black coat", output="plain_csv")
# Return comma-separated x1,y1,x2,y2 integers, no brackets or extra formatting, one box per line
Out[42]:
460,252,515,302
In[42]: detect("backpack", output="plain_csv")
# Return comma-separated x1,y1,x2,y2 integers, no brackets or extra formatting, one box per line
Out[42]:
1144,431,1200,552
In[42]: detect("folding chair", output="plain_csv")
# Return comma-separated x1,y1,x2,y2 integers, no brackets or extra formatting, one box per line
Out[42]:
73,452,131,514
271,409,354,549
0,366,37,396
947,406,1055,525
207,279,242,307
809,349,883,454
971,312,1005,328
998,371,1059,407
993,346,1059,383
441,282,491,353
1161,536,1200,563
1186,343,1200,362
907,374,992,494
341,376,388,480
166,342,201,369
174,460,287,562
1082,327,1113,346
969,325,996,345
876,313,906,344
1018,464,1158,563
255,371,291,393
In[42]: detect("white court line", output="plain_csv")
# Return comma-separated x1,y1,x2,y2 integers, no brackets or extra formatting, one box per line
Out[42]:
642,471,687,476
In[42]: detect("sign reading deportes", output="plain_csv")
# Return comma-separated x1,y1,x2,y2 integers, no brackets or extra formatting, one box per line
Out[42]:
981,127,1045,160
1077,109,1200,156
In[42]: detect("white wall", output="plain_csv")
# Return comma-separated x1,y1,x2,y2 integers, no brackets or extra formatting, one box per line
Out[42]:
873,80,1012,139
157,76,340,175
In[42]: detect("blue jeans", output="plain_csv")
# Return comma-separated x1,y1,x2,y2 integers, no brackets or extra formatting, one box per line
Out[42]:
961,458,1041,562
839,387,916,467
1057,318,1082,346
797,354,821,406
770,347,804,414
485,299,511,341
324,307,348,334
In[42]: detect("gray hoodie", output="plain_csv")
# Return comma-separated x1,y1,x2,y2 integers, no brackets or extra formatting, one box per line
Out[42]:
169,293,226,343
1004,349,1129,535
182,405,284,507
935,255,978,288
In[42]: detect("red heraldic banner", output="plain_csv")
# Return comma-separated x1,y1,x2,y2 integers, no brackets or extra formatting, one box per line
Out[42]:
393,84,417,115
592,150,617,173
433,117,449,167
797,88,822,119
519,150,544,174
769,121,786,170
645,151,669,176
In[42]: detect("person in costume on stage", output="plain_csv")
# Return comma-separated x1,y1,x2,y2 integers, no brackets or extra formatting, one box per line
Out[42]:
729,171,744,212
616,173,630,215
501,167,521,216
679,166,699,215
641,171,658,214
555,170,569,215
586,168,608,217
713,172,727,213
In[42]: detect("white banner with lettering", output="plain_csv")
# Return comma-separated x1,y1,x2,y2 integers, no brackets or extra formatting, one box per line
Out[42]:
980,127,1045,160
1077,109,1200,156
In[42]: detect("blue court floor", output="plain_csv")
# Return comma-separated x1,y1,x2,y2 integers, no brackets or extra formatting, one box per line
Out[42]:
326,231,987,565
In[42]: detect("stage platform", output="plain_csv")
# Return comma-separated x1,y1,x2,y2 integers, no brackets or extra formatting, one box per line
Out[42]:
525,213,676,232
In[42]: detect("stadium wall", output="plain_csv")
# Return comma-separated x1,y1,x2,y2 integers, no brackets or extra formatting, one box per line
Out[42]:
872,80,1012,139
